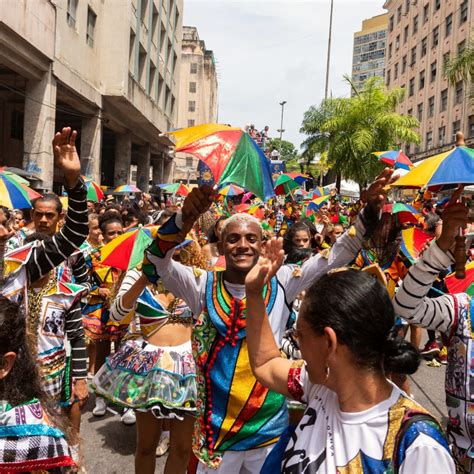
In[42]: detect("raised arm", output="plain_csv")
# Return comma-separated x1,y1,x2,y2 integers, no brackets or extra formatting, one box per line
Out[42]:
393,199,468,334
245,238,293,397
27,128,88,284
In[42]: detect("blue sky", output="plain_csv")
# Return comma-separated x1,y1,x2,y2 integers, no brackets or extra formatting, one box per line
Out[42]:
183,0,385,149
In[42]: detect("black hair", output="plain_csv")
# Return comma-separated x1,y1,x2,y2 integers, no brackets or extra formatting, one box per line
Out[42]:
424,213,441,233
0,206,11,221
208,216,227,244
302,269,418,372
285,247,314,265
99,211,123,234
32,193,62,213
122,209,146,227
283,221,315,254
383,328,420,375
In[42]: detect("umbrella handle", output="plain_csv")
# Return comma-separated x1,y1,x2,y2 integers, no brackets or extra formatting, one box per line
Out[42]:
454,233,467,280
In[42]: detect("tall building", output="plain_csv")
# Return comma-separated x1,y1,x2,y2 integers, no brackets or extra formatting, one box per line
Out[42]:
351,14,389,95
0,0,183,192
384,0,473,161
174,26,218,183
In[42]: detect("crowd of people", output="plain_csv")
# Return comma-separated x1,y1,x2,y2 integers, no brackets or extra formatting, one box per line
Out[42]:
0,127,473,473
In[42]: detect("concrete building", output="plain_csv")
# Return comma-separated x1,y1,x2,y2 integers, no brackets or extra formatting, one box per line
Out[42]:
384,0,473,161
351,13,389,95
174,26,218,183
0,0,183,193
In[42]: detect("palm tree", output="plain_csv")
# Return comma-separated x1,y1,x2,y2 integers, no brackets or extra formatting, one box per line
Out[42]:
300,77,420,188
444,44,474,100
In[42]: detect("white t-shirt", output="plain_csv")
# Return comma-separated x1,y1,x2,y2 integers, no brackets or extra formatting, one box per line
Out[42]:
283,367,455,473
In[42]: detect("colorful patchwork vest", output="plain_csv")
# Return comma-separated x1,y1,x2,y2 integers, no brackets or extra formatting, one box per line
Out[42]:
192,271,288,468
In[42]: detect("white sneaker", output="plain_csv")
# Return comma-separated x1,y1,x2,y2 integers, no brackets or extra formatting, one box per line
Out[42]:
121,408,136,425
155,432,170,456
92,397,107,416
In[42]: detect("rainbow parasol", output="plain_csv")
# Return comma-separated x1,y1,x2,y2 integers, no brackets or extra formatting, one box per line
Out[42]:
312,187,325,198
445,261,474,296
274,174,300,196
101,226,158,270
383,202,420,225
114,184,142,193
159,182,190,197
392,146,474,190
0,174,39,209
218,184,245,197
168,124,274,201
373,150,414,170
0,168,30,185
85,179,105,202
399,227,434,264
284,173,308,185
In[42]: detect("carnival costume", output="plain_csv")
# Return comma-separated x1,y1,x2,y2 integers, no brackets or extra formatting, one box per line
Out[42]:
0,400,74,473
143,211,369,468
3,244,87,407
93,270,198,420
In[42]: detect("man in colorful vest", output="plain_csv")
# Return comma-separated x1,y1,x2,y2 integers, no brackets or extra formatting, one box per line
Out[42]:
144,170,396,472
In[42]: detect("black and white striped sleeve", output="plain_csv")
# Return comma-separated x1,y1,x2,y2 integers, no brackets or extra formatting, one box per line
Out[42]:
72,253,93,292
27,179,88,284
110,268,142,323
393,243,457,335
65,298,87,379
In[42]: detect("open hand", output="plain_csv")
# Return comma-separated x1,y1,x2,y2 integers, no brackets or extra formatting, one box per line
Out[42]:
52,127,81,189
361,168,399,209
245,237,284,294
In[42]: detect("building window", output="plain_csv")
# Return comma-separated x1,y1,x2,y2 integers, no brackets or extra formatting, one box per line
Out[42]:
430,61,437,82
428,96,435,117
86,7,97,47
458,40,466,55
438,126,446,146
455,81,464,104
387,69,391,86
404,26,409,44
188,119,195,127
435,0,440,11
395,35,400,49
423,3,429,23
469,115,474,137
397,5,402,23
10,110,24,140
409,78,415,96
402,55,407,74
419,70,425,90
421,37,427,57
405,0,410,14
67,0,78,27
188,100,196,112
189,82,196,93
441,89,448,111
426,131,433,149
453,120,461,140
186,157,194,168
190,63,197,74
389,16,394,32
388,43,392,59
411,46,416,66
417,103,423,121
432,26,439,48
446,14,453,37
413,15,418,34
394,62,399,80
460,0,468,24
443,52,450,68
408,108,413,117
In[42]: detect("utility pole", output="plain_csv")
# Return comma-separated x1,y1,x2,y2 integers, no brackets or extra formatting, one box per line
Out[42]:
324,0,334,100
278,100,287,155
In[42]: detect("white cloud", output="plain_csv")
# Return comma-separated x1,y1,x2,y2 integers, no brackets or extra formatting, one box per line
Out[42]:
184,1,385,149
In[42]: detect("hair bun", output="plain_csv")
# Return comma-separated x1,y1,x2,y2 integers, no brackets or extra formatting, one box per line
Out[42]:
383,335,420,375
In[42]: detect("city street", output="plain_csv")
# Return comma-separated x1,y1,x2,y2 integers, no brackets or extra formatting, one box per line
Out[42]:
80,360,447,473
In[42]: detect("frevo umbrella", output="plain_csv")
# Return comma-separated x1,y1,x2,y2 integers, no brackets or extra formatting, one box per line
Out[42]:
85,179,105,202
159,182,190,197
0,173,41,209
373,150,414,170
274,174,300,196
399,227,434,264
218,184,245,197
114,184,142,193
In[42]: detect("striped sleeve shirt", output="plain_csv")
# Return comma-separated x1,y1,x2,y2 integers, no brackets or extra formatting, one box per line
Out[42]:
110,268,142,323
65,298,87,379
27,179,88,284
392,243,457,335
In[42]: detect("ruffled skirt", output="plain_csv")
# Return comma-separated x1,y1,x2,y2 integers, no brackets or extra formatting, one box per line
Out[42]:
92,338,197,420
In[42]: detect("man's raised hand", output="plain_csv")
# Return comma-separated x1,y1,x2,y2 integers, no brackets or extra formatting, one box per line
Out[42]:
362,168,399,209
52,127,81,189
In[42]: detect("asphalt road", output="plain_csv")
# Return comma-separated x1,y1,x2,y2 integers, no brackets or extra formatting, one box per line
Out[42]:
78,359,447,474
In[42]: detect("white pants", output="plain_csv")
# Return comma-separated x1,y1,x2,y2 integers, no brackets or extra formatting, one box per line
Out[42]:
196,445,274,474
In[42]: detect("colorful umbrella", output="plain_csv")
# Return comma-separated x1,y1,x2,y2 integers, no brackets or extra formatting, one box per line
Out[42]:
392,146,474,190
114,184,142,193
305,195,330,216
168,123,274,201
218,184,245,197
445,261,474,296
159,182,190,197
399,227,434,264
274,174,300,196
0,174,36,209
101,226,158,270
0,168,30,185
383,202,420,225
284,173,308,185
85,179,105,202
373,150,414,170
312,187,325,198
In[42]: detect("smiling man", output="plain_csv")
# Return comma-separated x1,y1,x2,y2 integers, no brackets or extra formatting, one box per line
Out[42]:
143,170,395,473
